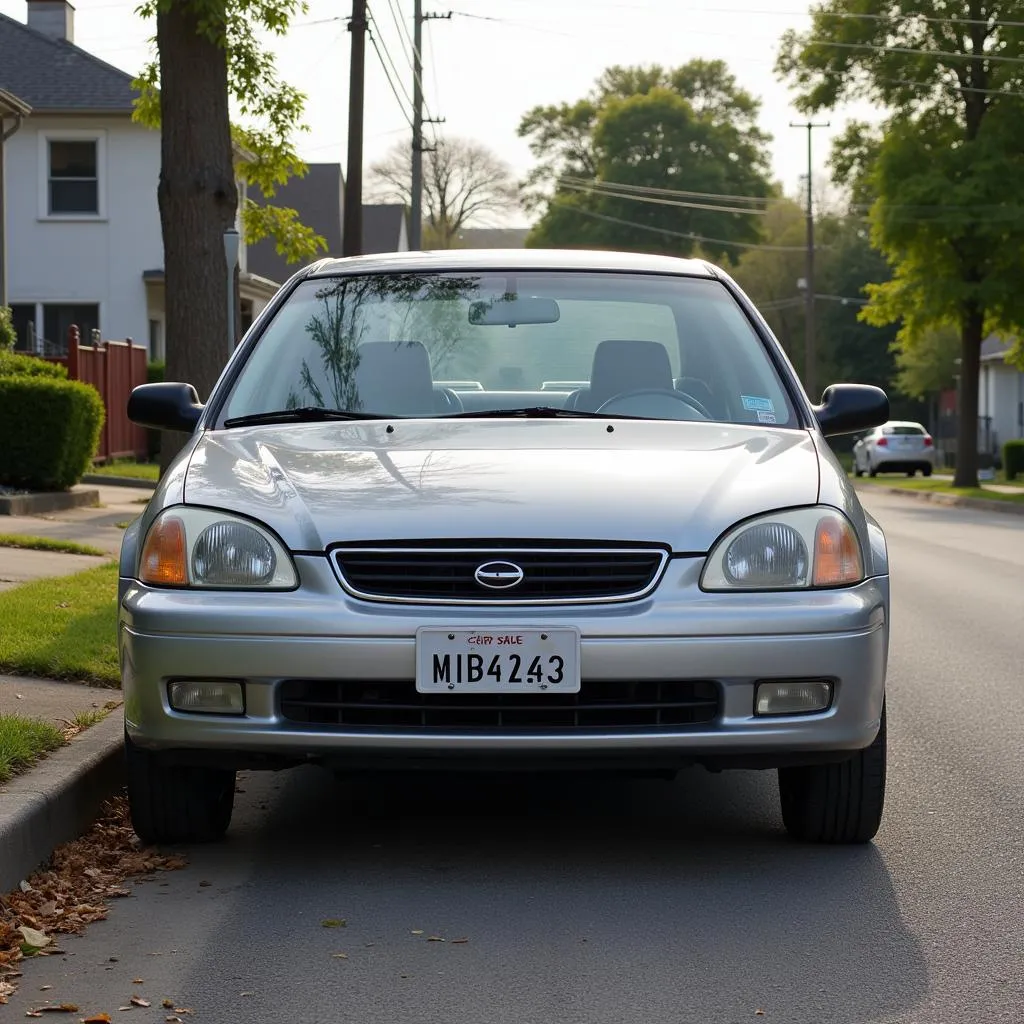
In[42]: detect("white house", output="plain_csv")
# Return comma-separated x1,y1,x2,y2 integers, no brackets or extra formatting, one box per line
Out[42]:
979,334,1024,454
0,0,276,360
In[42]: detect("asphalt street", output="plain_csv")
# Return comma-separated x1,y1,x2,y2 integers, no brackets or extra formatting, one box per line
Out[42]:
7,490,1024,1024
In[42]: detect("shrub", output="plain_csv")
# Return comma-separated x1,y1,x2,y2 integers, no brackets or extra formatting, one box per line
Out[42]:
0,307,14,352
147,360,165,384
1004,440,1024,481
0,351,68,379
0,377,105,490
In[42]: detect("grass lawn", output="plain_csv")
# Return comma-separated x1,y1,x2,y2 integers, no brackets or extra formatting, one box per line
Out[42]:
0,533,106,557
90,459,159,483
0,562,120,685
854,476,1024,504
0,715,64,783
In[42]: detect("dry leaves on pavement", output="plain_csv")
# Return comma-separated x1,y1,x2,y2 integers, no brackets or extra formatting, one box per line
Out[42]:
0,796,188,1005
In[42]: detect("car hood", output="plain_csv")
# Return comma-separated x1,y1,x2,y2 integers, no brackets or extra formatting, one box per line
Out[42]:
182,420,820,553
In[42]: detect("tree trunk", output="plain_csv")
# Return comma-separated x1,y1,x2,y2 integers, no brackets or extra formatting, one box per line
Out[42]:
953,303,984,488
156,0,238,473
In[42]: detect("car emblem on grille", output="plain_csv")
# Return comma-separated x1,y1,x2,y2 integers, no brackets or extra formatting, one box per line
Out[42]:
474,560,525,590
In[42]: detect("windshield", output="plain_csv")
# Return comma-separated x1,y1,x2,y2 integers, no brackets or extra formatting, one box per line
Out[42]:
221,270,798,427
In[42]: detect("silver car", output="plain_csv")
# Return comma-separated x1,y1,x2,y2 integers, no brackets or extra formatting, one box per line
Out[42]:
121,249,891,846
853,420,936,477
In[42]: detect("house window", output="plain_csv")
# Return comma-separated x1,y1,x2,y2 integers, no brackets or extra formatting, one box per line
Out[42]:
47,139,99,215
42,303,100,353
148,318,164,361
7,304,36,352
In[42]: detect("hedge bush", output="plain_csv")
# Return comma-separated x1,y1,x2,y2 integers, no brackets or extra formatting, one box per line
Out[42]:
0,307,15,351
0,376,105,490
0,351,68,379
1004,440,1024,481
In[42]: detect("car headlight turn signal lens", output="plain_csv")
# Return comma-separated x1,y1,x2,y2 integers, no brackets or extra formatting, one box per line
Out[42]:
702,507,864,591
139,507,297,589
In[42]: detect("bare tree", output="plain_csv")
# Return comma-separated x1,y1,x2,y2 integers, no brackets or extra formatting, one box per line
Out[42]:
368,136,519,247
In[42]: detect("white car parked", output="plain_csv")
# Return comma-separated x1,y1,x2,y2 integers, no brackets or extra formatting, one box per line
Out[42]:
853,421,936,477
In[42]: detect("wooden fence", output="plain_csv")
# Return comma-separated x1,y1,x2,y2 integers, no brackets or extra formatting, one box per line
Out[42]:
45,326,149,462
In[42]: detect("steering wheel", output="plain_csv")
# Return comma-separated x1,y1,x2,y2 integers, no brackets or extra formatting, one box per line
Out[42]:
595,388,712,421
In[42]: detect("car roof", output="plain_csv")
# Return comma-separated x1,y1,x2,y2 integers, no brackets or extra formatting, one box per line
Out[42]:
306,248,719,278
881,420,927,429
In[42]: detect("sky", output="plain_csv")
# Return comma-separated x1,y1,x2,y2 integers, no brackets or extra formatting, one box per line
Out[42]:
1,0,882,225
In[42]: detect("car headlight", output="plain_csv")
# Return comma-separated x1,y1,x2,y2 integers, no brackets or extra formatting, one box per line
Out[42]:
701,507,864,591
139,507,297,589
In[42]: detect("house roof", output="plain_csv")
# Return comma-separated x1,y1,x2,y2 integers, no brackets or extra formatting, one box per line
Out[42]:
981,334,1015,362
0,11,137,112
0,87,31,118
245,163,408,286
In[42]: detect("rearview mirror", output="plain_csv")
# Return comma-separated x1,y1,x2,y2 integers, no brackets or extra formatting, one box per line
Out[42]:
127,382,205,433
813,384,889,437
469,295,560,327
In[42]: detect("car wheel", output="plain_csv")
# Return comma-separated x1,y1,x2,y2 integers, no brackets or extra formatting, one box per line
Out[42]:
777,703,886,845
853,457,863,478
923,465,932,477
906,469,915,477
868,461,878,478
125,731,236,845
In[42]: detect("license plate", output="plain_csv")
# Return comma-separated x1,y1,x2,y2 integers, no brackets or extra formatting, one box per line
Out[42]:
415,627,581,694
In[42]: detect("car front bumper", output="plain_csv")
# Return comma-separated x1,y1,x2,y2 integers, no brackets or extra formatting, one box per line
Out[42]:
119,557,889,771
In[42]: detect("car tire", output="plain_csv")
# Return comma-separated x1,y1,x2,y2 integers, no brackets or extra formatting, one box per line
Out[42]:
777,704,886,845
125,731,236,845
853,458,863,478
906,469,915,477
868,462,878,478
923,465,932,477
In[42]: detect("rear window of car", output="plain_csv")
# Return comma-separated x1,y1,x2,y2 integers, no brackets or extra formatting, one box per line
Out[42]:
883,425,926,435
221,270,798,427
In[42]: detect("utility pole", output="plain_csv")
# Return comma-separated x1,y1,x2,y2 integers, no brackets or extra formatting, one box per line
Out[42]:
342,0,368,257
790,119,829,399
409,6,450,250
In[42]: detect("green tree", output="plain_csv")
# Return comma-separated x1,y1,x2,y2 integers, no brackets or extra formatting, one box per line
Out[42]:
518,60,775,262
778,0,1024,487
893,324,961,400
0,306,15,352
131,0,326,467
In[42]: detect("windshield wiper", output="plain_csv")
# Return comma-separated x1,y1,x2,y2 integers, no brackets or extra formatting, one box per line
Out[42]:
443,406,624,420
223,407,388,428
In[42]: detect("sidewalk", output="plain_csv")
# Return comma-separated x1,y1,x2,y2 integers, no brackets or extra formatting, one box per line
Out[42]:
0,482,151,889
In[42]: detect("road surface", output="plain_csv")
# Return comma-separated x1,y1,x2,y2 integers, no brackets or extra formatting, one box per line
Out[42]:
7,490,1024,1023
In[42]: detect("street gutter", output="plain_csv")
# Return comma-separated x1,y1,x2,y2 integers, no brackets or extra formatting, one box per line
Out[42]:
0,710,124,892
855,483,1024,517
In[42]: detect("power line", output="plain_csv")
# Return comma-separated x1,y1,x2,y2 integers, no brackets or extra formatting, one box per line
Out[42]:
558,180,769,217
559,176,788,207
367,6,416,112
366,25,415,128
548,200,820,253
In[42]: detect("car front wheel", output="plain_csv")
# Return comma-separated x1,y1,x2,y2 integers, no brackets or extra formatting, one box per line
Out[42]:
777,704,886,844
125,732,236,845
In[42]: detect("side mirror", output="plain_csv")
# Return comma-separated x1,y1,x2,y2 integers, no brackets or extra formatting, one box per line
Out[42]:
127,382,204,433
813,384,889,437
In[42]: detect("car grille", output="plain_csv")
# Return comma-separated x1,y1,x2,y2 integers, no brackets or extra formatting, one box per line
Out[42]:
330,545,669,604
279,679,720,731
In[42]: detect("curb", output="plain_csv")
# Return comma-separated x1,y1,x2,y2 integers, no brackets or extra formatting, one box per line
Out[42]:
0,710,124,892
0,486,100,517
82,474,156,491
856,484,1024,517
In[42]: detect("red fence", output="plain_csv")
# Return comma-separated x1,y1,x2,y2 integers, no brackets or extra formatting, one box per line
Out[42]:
46,326,149,462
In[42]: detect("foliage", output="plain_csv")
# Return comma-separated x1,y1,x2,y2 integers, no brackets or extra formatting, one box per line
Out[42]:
1004,440,1024,481
777,0,1024,486
146,360,165,385
517,60,775,262
132,0,325,265
0,307,14,352
0,352,68,380
0,534,105,557
0,562,119,685
893,324,960,400
0,377,104,490
367,136,520,248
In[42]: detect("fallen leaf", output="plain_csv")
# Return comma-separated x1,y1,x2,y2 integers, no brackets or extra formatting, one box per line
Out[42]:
331,953,348,959
755,1012,765,1017
82,1015,113,1023
25,1006,78,1014
161,1000,174,1009
128,998,149,1008
198,882,210,888
165,1018,183,1023
239,992,254,997
131,979,143,985
19,881,32,893
451,938,469,944
427,936,445,942
39,986,52,991
117,1008,131,1013
18,928,50,950
410,930,424,935
321,919,345,928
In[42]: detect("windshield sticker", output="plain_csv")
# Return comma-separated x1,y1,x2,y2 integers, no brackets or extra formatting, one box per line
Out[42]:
757,410,777,424
741,395,775,414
